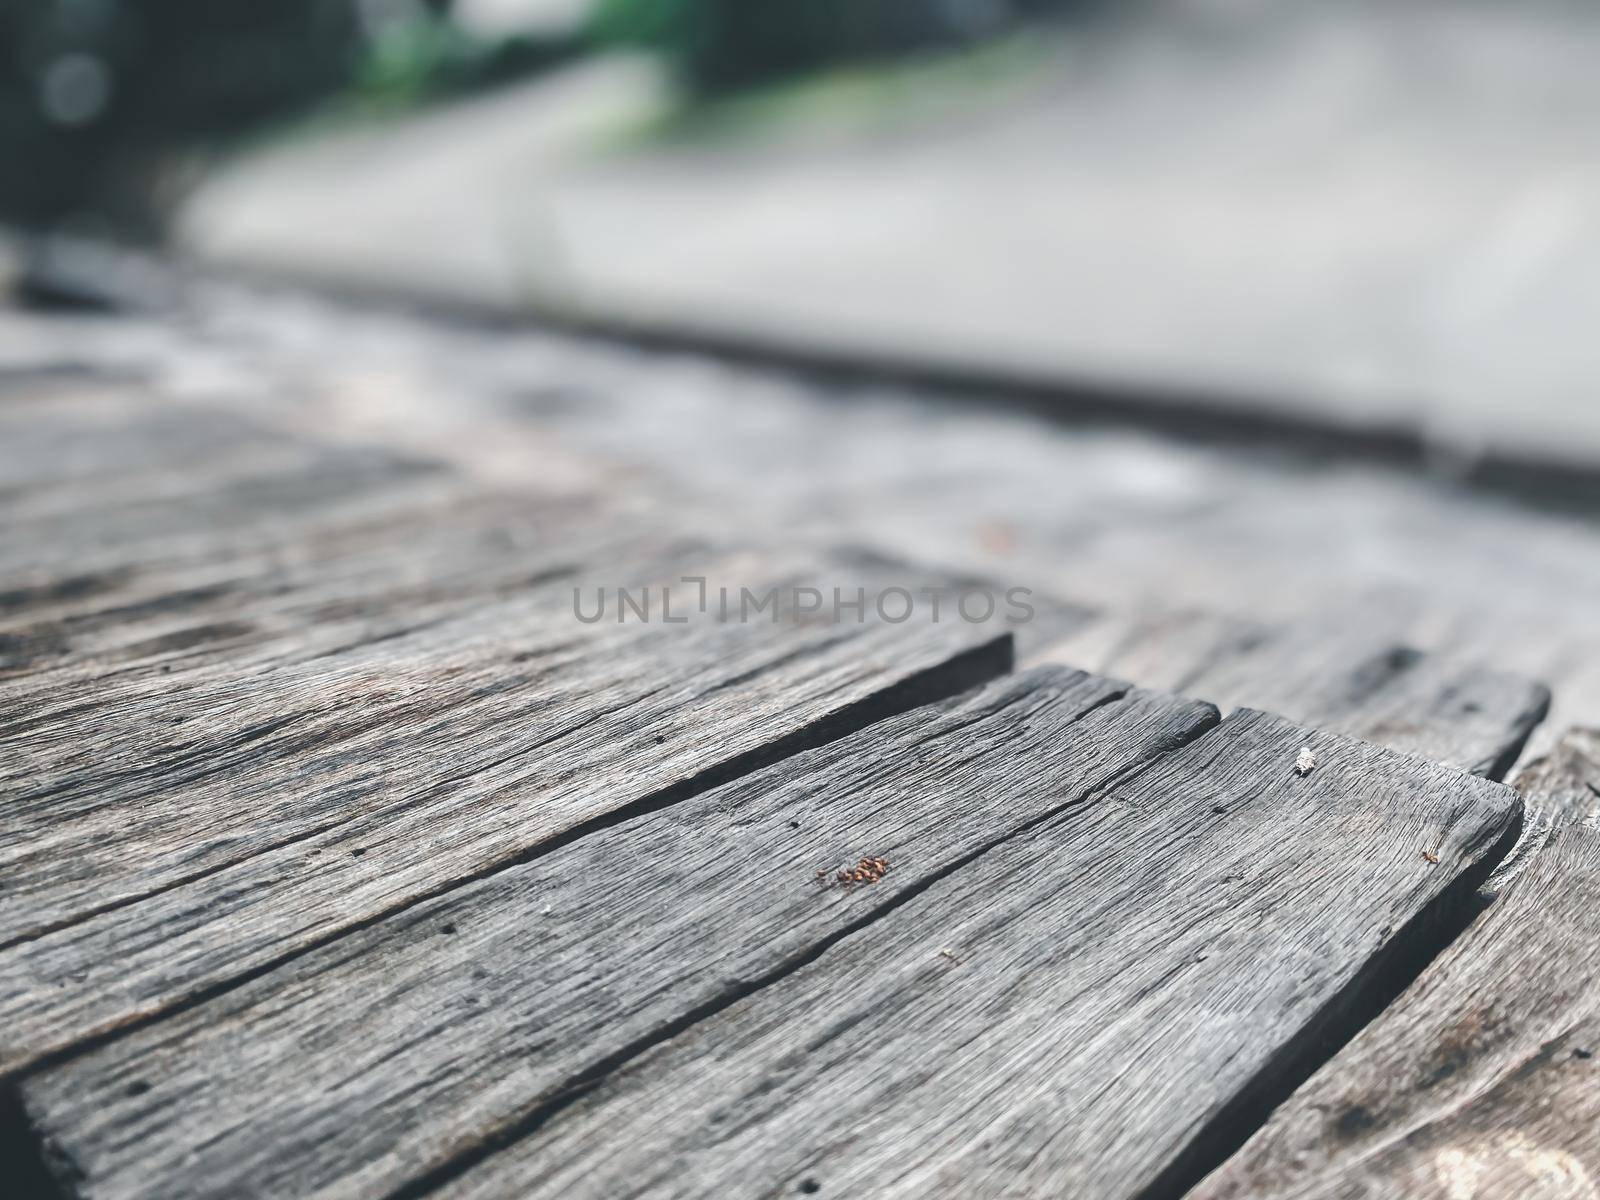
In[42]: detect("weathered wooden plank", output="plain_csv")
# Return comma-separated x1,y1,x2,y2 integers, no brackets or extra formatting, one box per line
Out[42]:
0,267,1574,1200
12,275,1600,761
411,708,1520,1200
1190,729,1600,1200
1038,607,1549,778
0,390,1037,945
0,388,603,630
0,561,1011,1073
16,667,1218,1199
0,395,523,684
0,517,737,936
0,399,296,497
0,482,697,692
0,420,459,581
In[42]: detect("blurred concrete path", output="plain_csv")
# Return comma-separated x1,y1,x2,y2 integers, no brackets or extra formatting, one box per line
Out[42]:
177,2,1600,467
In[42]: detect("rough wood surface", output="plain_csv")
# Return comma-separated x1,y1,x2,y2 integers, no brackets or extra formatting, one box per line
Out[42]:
0,387,1038,1074
1,533,873,934
0,592,1009,1075
0,394,618,682
18,667,1217,1199
0,397,459,587
422,708,1521,1200
1191,728,1600,1200
1038,607,1550,779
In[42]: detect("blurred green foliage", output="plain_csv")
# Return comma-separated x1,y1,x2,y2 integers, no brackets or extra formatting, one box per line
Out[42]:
612,30,1052,153
355,12,577,108
589,0,1074,93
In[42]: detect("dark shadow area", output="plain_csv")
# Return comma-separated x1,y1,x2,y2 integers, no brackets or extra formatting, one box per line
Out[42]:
0,1085,73,1200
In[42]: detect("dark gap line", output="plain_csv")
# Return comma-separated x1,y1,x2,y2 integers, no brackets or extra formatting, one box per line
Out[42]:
1142,789,1526,1200
5,633,1015,1093
381,691,1223,1200
1480,684,1551,785
1478,688,1556,895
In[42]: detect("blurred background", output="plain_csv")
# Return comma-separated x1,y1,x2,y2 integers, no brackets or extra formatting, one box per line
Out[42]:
5,0,1600,467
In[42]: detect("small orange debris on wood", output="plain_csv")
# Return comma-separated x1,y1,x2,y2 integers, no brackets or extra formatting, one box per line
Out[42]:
832,857,896,889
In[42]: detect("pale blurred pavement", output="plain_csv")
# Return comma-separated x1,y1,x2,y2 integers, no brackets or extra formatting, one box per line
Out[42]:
176,1,1600,467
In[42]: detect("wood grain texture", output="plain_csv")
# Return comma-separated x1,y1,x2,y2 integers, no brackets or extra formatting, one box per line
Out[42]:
18,667,1218,1200
0,374,1049,1074
0,400,458,584
425,708,1521,1200
0,496,789,944
0,580,1010,1074
1038,607,1549,779
0,300,1090,1198
1191,728,1600,1200
0,395,588,686
0,494,700,702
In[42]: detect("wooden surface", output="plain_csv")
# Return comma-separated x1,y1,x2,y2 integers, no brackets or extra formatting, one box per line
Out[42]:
428,707,1518,1200
19,668,1214,1199
1037,608,1550,780
7,279,1600,752
1192,729,1600,1200
0,389,1022,1075
1,280,1591,1200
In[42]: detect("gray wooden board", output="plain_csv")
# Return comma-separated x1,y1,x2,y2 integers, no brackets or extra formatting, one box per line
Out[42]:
1191,728,1600,1200
0,393,566,624
0,275,1571,1199
0,388,640,671
0,409,461,582
0,376,1048,1070
0,395,520,677
0,482,724,719
18,667,1219,1199
0,568,1010,1074
0,509,746,940
0,493,701,692
1038,607,1550,779
0,394,301,495
417,708,1521,1200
